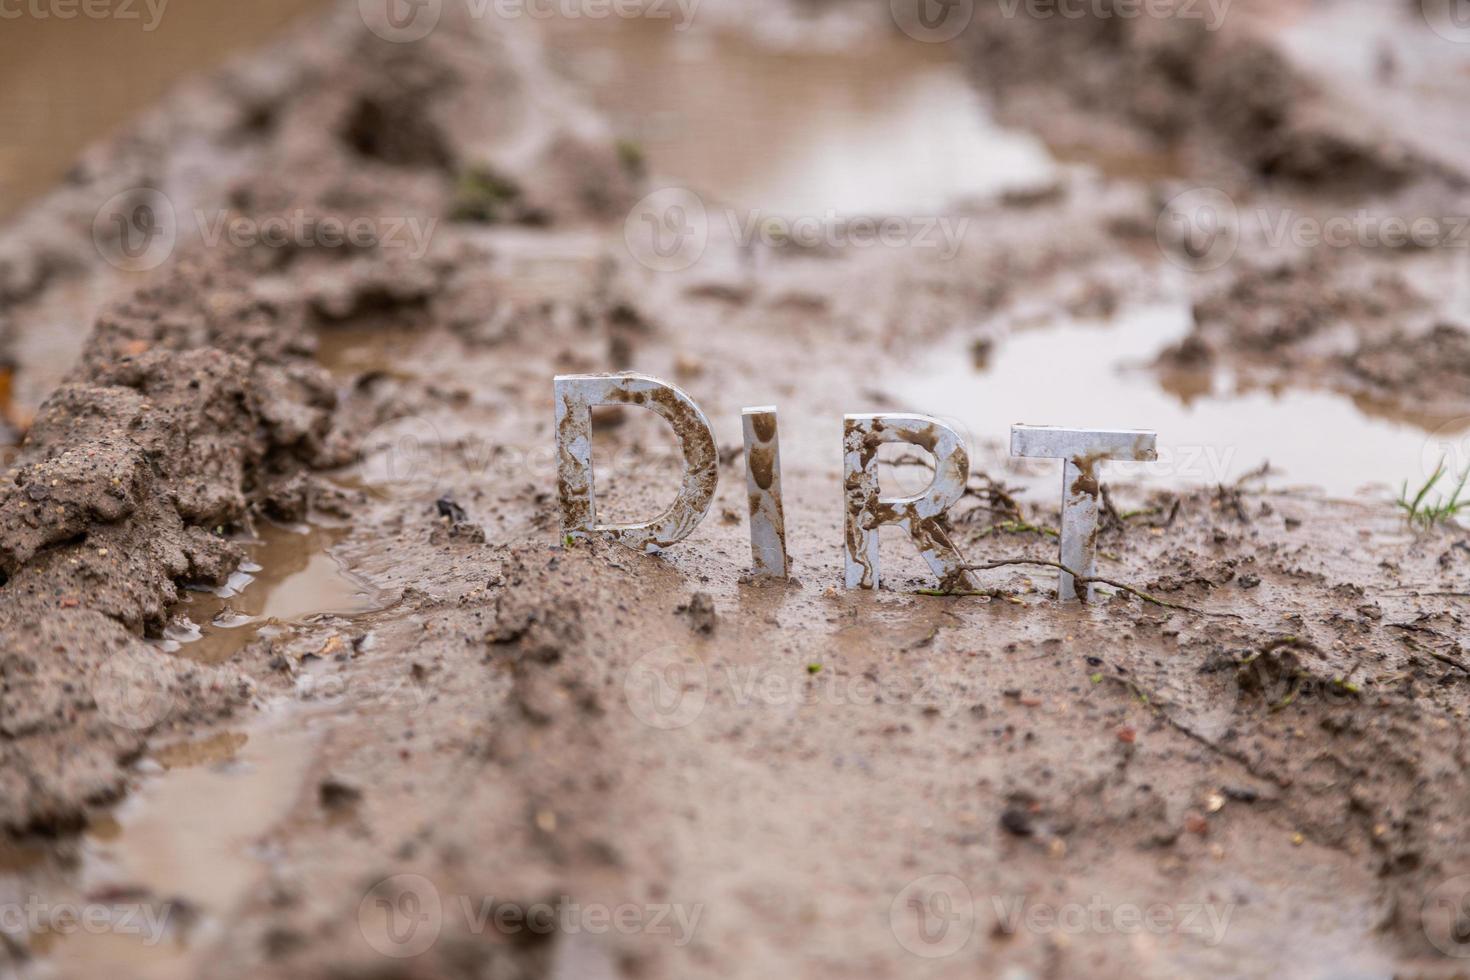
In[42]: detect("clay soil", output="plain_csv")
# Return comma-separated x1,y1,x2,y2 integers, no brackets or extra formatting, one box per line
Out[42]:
2,1,1470,978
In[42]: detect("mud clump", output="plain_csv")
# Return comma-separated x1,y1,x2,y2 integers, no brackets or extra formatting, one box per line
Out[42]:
0,0,653,839
0,609,248,833
1344,321,1470,401
1157,260,1414,366
1154,258,1470,420
0,255,347,832
960,2,1430,191
678,592,718,635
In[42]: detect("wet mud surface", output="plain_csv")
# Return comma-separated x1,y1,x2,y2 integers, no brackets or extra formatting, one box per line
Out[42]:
1,1,1469,977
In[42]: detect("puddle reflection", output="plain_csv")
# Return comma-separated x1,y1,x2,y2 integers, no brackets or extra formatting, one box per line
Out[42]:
165,523,383,665
898,302,1463,499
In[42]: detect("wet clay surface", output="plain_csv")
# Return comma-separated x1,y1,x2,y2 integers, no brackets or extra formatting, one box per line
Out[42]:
0,1,1469,978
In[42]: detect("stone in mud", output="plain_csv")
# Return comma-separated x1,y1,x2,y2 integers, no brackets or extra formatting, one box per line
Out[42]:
0,609,248,833
680,592,718,635
999,806,1035,838
318,775,363,812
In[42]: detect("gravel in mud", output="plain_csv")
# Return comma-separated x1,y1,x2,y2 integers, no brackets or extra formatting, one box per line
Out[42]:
1,2,1469,978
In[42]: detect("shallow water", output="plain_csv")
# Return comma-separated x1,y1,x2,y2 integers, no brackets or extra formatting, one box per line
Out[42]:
542,16,1058,216
0,0,327,219
164,522,385,665
545,18,1470,504
34,718,320,979
897,298,1470,500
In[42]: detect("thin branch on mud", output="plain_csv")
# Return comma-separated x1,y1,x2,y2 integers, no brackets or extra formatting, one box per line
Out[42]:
1099,485,1127,529
1427,650,1470,675
1100,670,1290,787
915,588,1004,598
1380,590,1470,599
1234,461,1272,486
969,519,1058,539
955,474,1026,526
1391,628,1470,675
936,557,1243,618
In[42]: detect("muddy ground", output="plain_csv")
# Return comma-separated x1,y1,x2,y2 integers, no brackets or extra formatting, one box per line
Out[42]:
1,1,1470,977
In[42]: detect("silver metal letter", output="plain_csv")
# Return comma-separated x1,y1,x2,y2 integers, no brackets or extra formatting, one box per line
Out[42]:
1010,425,1158,602
742,406,788,578
843,414,976,592
554,373,718,553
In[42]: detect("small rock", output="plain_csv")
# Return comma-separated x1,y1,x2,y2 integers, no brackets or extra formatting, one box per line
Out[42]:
679,592,717,634
435,495,468,523
318,775,363,811
999,807,1034,837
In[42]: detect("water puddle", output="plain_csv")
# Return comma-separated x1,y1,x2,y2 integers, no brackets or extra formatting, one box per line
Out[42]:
29,717,319,980
1272,0,1470,170
0,839,46,875
315,322,428,382
541,17,1057,215
0,0,328,218
897,300,1464,499
163,522,384,665
540,12,1470,509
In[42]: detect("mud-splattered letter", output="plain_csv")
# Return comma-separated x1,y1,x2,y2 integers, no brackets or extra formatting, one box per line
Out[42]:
555,374,718,553
742,406,788,578
843,414,975,591
1010,425,1158,602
